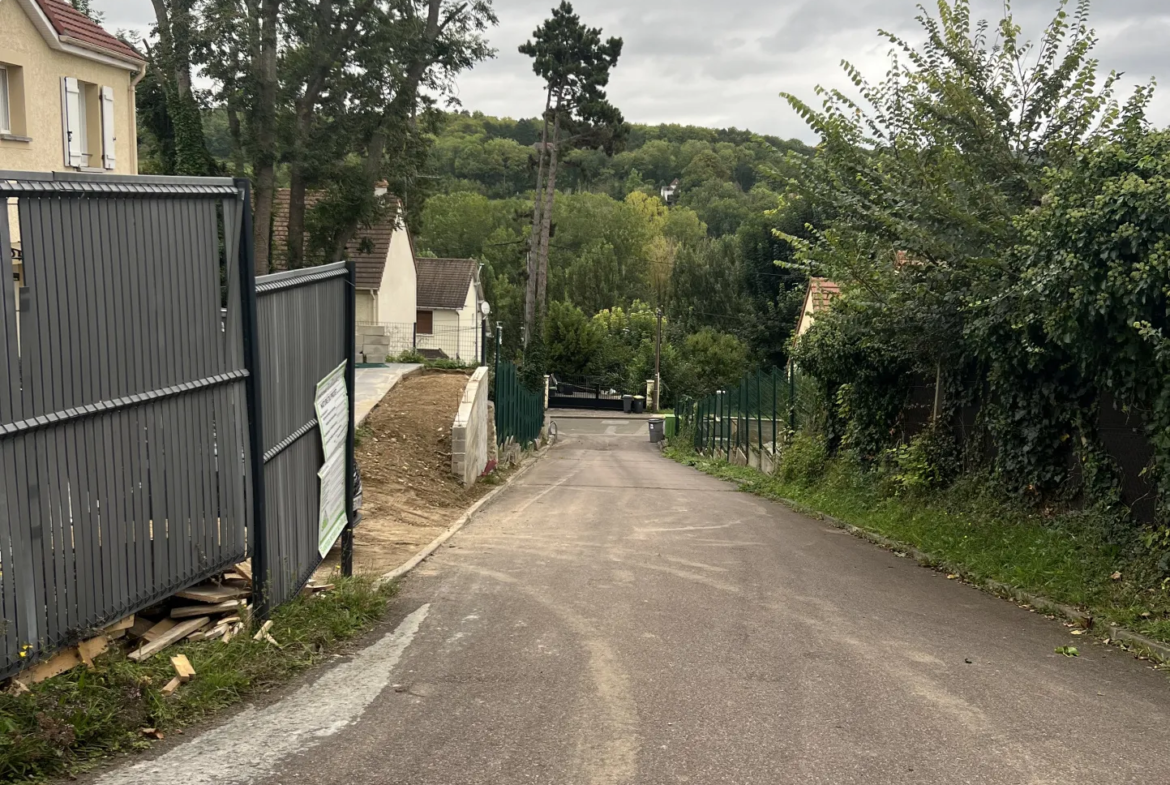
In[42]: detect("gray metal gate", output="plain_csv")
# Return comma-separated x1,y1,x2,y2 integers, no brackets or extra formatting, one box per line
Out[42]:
0,172,253,678
253,261,354,614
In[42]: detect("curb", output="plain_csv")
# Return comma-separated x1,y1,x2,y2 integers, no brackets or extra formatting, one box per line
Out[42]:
771,496,1170,665
374,442,551,587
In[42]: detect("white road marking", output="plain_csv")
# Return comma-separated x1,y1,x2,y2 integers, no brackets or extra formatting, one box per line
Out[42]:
95,604,431,785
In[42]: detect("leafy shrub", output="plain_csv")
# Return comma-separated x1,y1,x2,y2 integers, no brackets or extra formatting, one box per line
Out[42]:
778,432,828,485
881,426,959,497
389,349,425,364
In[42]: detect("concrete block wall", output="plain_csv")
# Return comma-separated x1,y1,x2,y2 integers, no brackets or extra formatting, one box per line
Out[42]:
451,366,490,487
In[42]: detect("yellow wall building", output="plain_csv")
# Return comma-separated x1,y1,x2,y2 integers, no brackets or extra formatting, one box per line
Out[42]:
0,0,144,175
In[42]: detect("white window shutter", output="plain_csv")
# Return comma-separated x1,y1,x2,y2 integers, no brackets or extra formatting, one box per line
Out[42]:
100,86,116,170
61,77,82,167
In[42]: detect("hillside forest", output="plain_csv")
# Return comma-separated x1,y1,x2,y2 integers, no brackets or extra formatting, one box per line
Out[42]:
198,110,817,402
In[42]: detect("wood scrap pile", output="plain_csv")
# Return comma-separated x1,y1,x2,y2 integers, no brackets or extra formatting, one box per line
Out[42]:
2,561,337,693
127,562,255,661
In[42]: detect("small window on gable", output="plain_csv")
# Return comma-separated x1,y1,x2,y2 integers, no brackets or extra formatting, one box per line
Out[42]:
416,310,433,335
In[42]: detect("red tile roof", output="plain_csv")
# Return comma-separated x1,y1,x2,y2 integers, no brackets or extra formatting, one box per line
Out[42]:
271,189,403,289
416,258,477,310
33,0,145,63
807,277,840,312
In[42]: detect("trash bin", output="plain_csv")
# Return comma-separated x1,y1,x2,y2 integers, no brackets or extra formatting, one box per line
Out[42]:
633,396,646,414
663,414,677,437
622,394,633,413
648,418,665,443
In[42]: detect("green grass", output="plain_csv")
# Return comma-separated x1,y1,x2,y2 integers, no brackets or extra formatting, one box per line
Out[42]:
0,577,396,782
664,441,1170,645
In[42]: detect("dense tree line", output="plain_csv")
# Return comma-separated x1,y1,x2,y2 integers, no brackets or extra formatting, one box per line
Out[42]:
784,0,1168,522
418,111,817,397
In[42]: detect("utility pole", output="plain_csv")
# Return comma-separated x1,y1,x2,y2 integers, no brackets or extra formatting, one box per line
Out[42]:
654,308,663,412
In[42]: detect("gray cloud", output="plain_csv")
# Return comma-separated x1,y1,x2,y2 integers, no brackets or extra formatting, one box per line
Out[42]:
93,0,1170,140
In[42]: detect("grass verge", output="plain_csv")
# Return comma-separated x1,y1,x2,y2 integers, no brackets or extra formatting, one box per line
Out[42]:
664,442,1170,647
0,576,396,782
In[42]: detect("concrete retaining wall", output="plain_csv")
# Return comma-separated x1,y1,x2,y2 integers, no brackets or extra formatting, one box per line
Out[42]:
451,367,490,487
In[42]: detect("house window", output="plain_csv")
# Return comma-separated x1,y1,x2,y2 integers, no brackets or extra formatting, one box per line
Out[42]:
416,310,433,335
62,78,116,169
0,67,10,134
0,64,26,138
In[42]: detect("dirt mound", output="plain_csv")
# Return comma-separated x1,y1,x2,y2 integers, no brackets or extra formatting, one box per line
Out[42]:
320,369,494,577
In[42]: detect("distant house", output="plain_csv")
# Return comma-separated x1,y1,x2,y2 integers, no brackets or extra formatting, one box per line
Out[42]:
271,189,418,362
795,277,841,339
414,257,486,362
0,0,145,174
660,178,680,205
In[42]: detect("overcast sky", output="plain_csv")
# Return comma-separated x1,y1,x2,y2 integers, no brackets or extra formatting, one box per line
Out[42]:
98,0,1170,141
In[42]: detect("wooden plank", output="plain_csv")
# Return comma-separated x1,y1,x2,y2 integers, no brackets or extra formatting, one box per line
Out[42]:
128,618,209,662
128,616,156,640
78,635,109,667
25,647,83,684
252,619,273,641
234,561,253,582
175,585,249,604
142,618,177,642
103,615,136,633
160,676,182,696
171,599,245,618
170,654,196,682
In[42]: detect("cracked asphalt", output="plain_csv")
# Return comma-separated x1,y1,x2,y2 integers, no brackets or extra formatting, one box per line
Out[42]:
94,418,1170,784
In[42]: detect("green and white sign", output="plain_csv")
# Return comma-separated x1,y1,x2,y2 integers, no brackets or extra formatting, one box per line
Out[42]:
315,362,349,557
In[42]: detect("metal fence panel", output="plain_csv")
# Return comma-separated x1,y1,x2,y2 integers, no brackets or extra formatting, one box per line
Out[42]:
254,262,351,611
0,173,250,679
494,361,544,446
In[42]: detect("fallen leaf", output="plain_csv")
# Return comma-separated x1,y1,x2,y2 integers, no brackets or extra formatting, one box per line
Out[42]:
1141,612,1152,619
946,574,958,580
1111,571,1122,580
139,728,165,740
1055,646,1080,657
1070,630,1084,635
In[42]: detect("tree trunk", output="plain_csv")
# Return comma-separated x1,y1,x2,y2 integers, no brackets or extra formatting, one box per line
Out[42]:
149,0,211,176
227,105,246,177
525,89,554,344
250,0,281,276
535,112,561,324
286,162,308,269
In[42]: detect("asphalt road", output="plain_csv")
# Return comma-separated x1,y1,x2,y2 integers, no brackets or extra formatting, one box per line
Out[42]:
97,422,1170,785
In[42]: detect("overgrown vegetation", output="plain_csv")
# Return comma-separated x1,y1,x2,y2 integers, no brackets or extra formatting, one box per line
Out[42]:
783,0,1167,525
0,577,395,782
665,441,1170,645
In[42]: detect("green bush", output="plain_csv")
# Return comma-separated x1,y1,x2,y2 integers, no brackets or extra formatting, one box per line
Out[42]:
389,349,425,364
880,426,959,497
778,432,828,485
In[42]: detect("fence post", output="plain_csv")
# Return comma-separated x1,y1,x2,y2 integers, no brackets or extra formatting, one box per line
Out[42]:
726,387,732,462
772,369,778,457
789,364,796,432
341,259,356,577
236,178,270,618
756,370,762,464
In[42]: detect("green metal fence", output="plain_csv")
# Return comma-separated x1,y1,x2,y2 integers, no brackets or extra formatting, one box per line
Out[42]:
678,366,818,460
495,361,545,446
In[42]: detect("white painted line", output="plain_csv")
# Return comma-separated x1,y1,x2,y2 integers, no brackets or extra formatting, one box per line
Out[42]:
95,604,431,785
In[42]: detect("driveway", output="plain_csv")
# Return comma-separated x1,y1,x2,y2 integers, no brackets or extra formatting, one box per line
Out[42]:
95,421,1170,784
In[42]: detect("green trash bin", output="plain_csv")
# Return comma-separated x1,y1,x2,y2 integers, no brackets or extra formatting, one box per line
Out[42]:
663,414,677,437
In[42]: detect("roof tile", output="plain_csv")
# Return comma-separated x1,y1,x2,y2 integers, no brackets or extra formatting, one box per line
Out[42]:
416,258,477,310
33,0,144,63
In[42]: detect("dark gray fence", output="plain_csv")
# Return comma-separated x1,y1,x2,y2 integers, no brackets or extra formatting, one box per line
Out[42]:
0,172,355,680
0,172,253,678
254,262,354,613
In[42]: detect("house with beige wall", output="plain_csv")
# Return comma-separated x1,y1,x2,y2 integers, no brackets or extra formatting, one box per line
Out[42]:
0,0,144,175
2,0,145,314
414,257,486,363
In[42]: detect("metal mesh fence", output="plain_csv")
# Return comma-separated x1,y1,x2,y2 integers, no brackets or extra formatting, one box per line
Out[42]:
494,361,544,447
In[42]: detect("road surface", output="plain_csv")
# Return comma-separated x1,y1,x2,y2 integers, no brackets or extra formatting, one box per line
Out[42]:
95,419,1170,785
